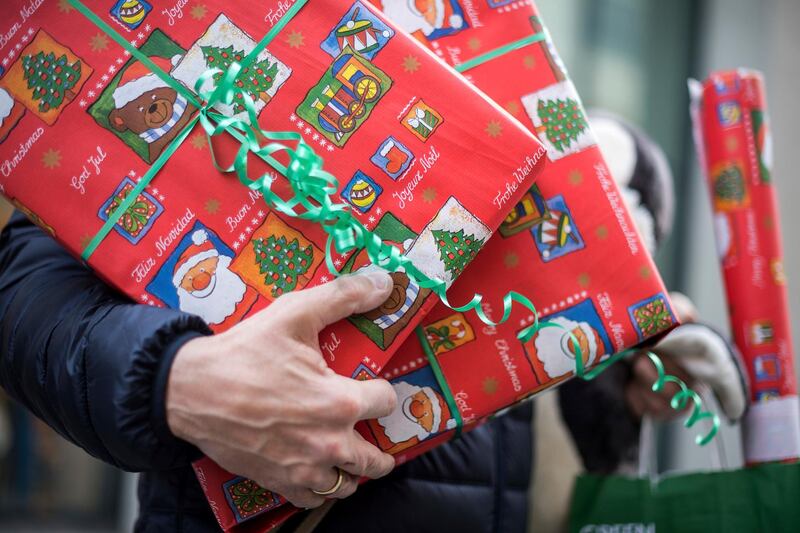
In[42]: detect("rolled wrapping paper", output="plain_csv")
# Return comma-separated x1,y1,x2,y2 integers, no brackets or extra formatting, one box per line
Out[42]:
690,70,799,464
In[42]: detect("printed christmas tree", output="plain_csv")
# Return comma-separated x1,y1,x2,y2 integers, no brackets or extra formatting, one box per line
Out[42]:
202,44,278,113
536,97,587,153
432,228,484,277
22,50,81,113
253,234,314,297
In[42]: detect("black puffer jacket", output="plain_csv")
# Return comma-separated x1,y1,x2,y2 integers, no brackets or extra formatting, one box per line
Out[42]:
0,213,635,532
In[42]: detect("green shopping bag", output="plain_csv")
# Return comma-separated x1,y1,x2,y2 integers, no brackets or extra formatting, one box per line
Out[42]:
569,462,800,532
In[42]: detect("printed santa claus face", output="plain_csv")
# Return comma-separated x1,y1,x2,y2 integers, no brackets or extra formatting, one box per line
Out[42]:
179,255,220,297
380,0,464,38
174,230,248,326
377,381,455,445
533,316,603,378
0,89,14,127
0,88,24,143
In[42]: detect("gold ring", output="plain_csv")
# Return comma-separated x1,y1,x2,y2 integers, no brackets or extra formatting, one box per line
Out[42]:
311,467,344,496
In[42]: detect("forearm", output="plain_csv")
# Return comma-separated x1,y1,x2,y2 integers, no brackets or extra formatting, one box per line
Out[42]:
0,213,210,471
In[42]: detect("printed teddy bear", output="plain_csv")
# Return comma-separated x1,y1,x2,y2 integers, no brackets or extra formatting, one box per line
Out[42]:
108,55,195,162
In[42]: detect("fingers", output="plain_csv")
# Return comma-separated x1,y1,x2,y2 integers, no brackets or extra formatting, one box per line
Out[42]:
657,352,695,386
283,488,326,509
278,270,394,331
330,375,397,422
278,466,357,508
337,430,395,480
631,353,660,389
628,354,688,420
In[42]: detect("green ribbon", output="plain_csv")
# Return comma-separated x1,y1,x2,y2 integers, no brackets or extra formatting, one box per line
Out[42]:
69,0,718,446
455,32,547,73
416,326,463,438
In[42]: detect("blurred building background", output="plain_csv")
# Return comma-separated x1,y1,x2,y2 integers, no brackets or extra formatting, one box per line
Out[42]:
0,0,798,531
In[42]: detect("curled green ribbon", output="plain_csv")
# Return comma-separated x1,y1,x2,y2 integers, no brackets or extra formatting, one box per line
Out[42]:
68,0,718,445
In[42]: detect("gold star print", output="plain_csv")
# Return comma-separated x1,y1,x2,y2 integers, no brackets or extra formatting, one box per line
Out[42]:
57,0,74,13
523,55,536,69
568,169,583,185
90,33,109,53
577,272,590,288
468,38,481,51
42,148,61,169
403,55,421,73
190,133,207,149
205,198,221,214
505,101,521,116
286,30,305,49
595,225,608,240
422,187,437,203
639,265,652,279
79,234,93,251
191,4,208,20
504,252,519,268
483,377,499,395
485,120,502,138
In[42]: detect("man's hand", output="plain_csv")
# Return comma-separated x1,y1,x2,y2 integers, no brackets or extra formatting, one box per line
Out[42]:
166,271,398,508
624,351,694,420
624,291,697,421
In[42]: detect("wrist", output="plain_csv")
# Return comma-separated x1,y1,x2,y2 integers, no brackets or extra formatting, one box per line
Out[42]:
160,333,211,443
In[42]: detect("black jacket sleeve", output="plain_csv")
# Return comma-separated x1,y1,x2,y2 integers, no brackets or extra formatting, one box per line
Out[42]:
0,212,211,471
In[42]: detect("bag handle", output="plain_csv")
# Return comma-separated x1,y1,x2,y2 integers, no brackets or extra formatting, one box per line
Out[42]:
638,385,728,480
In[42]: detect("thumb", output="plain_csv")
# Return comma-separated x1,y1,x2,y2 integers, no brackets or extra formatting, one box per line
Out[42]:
282,270,394,331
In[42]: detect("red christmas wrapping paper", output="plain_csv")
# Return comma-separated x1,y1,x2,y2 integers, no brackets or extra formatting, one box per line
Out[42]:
690,70,799,464
223,1,681,530
0,0,547,528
